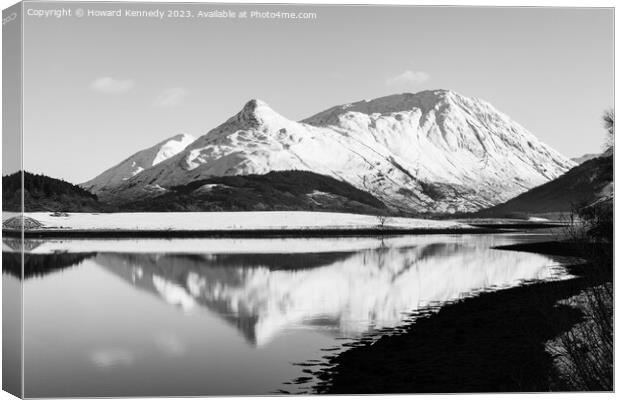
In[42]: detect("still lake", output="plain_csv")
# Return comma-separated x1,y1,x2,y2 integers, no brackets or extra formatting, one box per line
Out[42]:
4,233,572,397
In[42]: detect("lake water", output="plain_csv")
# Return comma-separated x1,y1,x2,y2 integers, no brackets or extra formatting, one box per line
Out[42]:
3,233,572,397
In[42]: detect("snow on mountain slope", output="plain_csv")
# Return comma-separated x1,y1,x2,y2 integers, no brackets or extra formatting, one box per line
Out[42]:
81,133,195,194
100,90,574,213
303,90,573,189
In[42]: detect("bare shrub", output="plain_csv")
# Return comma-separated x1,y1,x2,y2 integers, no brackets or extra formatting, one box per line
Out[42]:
548,203,613,391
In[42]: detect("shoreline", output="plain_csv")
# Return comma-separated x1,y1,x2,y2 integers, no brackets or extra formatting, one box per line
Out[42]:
3,233,546,256
305,239,608,394
1,211,566,239
3,226,506,239
309,261,602,393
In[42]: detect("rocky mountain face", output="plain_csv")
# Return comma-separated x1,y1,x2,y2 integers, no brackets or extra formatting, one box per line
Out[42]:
83,90,574,214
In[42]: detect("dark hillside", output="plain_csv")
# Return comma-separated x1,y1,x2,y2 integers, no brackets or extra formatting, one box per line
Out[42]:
3,170,389,215
124,170,389,214
474,155,612,217
2,171,108,212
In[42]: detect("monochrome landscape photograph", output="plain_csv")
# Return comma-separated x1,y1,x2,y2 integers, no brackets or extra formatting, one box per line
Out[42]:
1,2,614,398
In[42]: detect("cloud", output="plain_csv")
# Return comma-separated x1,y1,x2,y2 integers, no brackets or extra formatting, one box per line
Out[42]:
90,349,134,368
153,333,186,356
386,70,430,86
154,87,189,107
90,77,135,94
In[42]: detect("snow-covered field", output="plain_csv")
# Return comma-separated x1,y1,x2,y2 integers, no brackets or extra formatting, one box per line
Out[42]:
4,211,472,233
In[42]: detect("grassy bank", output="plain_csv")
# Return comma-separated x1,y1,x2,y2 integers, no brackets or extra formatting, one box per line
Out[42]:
543,205,613,391
547,282,613,390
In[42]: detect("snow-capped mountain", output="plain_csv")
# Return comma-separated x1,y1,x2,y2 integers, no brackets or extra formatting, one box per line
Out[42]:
92,90,575,213
82,133,195,194
571,153,600,165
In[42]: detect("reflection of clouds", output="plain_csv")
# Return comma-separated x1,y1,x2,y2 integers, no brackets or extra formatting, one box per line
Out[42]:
90,349,134,368
153,333,186,357
89,336,185,369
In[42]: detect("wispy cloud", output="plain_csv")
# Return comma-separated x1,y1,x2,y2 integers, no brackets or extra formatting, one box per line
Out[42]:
153,333,186,356
386,70,430,86
90,77,135,94
90,349,134,368
154,87,189,107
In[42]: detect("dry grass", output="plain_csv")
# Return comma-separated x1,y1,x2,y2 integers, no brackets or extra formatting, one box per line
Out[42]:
547,204,613,391
547,283,613,390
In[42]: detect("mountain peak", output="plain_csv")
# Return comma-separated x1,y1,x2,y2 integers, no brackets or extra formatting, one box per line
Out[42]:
169,133,195,142
240,98,275,116
393,89,453,99
242,98,268,110
81,132,195,193
302,89,467,126
235,99,286,129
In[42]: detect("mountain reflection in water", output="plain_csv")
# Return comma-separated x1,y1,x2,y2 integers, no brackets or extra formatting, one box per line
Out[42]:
8,235,572,397
92,242,565,346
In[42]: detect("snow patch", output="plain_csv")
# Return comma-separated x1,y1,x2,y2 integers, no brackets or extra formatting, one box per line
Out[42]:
9,211,470,232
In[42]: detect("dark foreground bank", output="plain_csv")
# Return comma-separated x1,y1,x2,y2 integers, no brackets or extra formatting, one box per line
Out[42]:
307,258,608,393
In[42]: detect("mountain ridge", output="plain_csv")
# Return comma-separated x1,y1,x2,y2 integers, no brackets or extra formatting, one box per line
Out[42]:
571,152,603,165
82,133,195,193
84,90,575,214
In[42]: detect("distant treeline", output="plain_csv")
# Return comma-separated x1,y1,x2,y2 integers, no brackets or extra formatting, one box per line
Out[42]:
4,171,96,200
2,171,108,212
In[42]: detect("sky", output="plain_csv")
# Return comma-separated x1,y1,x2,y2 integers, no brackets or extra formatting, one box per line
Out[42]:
19,3,614,184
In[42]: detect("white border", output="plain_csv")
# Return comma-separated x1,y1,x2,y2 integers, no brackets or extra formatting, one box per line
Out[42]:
0,1,616,400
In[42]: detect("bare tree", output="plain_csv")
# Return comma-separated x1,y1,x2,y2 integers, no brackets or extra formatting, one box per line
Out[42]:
602,109,614,152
